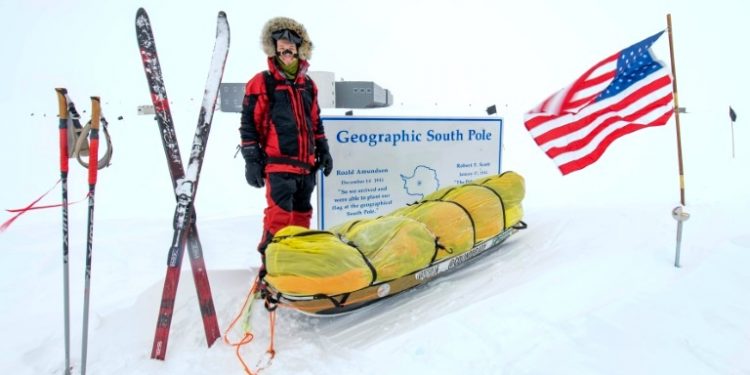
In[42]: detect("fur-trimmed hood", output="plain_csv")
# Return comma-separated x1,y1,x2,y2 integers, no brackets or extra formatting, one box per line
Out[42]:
261,17,313,61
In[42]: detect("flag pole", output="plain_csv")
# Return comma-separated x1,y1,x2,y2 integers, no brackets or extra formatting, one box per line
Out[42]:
731,114,736,159
667,14,686,206
667,14,690,267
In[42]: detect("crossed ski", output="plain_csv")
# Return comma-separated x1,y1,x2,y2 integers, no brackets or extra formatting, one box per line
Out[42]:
135,8,230,360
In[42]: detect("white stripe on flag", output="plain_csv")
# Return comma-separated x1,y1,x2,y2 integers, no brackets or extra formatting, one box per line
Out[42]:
551,104,674,167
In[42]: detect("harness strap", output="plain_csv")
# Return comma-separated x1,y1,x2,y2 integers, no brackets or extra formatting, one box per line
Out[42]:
265,156,313,171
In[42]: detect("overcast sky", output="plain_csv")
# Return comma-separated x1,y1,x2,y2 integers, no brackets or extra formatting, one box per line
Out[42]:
1,0,747,216
2,0,746,113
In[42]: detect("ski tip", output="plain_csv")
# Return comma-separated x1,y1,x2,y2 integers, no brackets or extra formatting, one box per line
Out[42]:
136,7,148,22
135,7,151,30
217,11,229,37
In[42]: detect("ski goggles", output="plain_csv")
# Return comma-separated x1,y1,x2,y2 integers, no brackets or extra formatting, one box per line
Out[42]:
271,29,303,45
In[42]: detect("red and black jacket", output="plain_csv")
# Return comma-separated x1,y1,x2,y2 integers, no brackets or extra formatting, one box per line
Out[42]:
240,57,326,174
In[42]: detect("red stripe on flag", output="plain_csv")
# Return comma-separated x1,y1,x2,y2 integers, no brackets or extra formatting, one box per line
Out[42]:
559,54,618,111
545,93,674,158
534,76,672,149
531,75,673,146
557,110,675,175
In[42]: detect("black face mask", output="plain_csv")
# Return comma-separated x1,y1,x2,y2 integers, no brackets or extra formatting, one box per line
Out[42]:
276,49,298,58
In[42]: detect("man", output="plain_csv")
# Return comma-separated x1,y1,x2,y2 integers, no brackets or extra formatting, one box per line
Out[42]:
239,16,333,269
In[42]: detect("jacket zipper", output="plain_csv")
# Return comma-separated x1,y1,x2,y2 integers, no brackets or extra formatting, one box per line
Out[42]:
288,82,309,166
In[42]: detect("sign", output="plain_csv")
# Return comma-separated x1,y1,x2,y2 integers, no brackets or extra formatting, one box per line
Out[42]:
317,116,503,229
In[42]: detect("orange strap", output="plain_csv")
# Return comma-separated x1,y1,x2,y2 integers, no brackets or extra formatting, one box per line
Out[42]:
223,275,278,375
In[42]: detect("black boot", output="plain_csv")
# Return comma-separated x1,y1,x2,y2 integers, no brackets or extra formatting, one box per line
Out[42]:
254,230,272,292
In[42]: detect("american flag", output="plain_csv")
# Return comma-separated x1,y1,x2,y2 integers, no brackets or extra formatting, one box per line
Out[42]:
524,31,674,175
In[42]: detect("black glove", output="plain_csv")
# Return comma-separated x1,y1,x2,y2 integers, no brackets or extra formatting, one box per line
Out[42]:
241,144,265,188
315,138,333,177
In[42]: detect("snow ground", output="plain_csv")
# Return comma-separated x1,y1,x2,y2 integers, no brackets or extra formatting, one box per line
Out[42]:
1,1,749,374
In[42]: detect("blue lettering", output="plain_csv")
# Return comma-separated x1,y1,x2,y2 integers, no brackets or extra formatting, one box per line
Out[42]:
427,129,464,142
468,129,492,141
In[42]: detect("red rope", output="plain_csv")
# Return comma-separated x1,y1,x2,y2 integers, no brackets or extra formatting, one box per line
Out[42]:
1,180,90,233
5,193,89,213
1,180,61,232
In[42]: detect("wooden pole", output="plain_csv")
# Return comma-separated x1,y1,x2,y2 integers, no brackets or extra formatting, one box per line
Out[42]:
667,14,686,206
667,14,690,268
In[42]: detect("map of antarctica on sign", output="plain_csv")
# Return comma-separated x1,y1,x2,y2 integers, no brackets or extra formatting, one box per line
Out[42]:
401,165,440,199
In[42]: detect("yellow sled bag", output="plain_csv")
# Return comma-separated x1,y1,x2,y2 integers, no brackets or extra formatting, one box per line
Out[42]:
473,171,525,228
424,184,504,242
330,216,437,283
264,226,374,296
389,201,474,261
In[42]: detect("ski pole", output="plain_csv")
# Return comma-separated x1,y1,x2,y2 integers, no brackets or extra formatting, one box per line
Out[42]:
54,88,72,375
80,97,101,375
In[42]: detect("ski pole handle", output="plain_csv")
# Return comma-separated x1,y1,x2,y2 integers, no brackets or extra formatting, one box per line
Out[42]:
88,97,101,185
55,88,69,174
